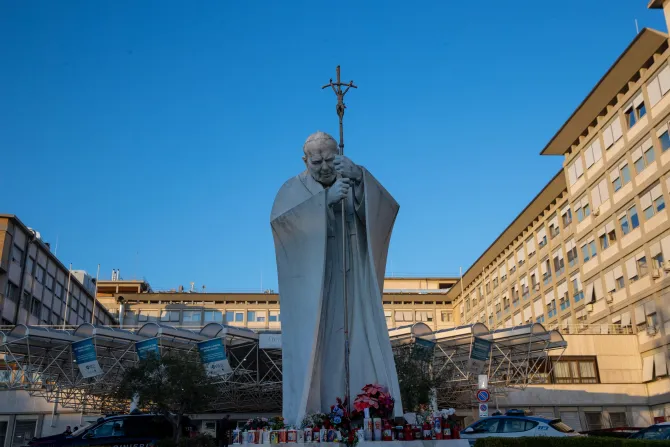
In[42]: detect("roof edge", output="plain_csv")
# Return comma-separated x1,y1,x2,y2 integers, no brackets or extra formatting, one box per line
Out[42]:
540,28,669,156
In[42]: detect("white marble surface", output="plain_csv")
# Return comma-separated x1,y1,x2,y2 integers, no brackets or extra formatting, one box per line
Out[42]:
271,132,403,426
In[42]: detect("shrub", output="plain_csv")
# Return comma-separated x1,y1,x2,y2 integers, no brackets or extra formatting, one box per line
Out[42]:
474,437,670,447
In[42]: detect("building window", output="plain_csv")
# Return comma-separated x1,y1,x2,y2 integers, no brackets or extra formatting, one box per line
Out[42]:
542,259,552,285
269,310,281,322
562,207,573,227
493,278,499,289
611,162,631,192
609,412,628,428
576,197,591,222
30,297,41,317
585,413,604,431
485,282,491,294
603,116,624,149
11,244,24,265
581,240,597,263
26,257,34,275
619,205,640,235
637,256,649,279
45,274,54,291
584,140,603,170
641,184,665,221
567,158,584,186
182,310,202,324
647,64,670,107
660,130,670,152
625,94,646,128
225,311,244,322
547,300,557,318
536,315,545,324
35,265,45,283
633,143,655,175
394,311,413,322
553,250,565,277
204,310,223,323
138,309,159,322
551,357,599,384
415,311,433,322
160,310,180,322
4,282,19,303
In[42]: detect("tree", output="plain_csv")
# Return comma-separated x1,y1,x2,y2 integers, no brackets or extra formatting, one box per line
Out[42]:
394,343,436,413
115,352,219,441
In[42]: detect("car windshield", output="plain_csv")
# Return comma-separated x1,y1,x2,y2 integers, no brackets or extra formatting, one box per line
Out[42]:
549,420,575,433
631,425,670,440
71,424,93,437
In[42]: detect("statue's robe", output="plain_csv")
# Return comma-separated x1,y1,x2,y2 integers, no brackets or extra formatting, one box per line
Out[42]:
271,168,403,426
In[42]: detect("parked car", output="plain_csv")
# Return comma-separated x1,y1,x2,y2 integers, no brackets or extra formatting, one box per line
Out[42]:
629,422,670,440
460,415,579,445
26,414,176,447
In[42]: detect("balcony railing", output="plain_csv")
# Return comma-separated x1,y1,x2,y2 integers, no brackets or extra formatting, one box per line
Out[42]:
546,323,634,335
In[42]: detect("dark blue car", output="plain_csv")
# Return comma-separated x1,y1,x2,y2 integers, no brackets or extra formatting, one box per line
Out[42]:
27,415,174,447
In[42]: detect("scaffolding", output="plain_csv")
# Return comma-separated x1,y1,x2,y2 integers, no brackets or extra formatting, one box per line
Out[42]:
1,322,564,413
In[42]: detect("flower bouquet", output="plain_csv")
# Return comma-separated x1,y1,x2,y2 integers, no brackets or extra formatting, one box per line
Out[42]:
243,417,269,431
352,383,395,420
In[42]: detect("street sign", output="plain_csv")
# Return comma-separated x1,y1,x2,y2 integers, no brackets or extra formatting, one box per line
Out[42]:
479,403,489,418
476,389,490,403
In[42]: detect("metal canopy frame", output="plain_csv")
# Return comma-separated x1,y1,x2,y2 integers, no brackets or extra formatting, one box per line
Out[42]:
1,322,564,413
389,322,566,408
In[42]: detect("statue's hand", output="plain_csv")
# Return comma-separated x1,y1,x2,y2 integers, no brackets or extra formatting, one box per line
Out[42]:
334,155,362,182
327,178,351,206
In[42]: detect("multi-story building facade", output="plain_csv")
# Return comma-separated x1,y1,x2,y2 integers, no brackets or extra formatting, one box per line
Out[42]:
0,214,116,327
94,276,458,332
448,4,670,424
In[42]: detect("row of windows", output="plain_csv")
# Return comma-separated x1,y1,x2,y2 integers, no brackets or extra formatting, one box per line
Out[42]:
461,60,670,326
3,280,112,326
566,61,670,191
464,232,668,326
462,175,670,323
135,309,281,324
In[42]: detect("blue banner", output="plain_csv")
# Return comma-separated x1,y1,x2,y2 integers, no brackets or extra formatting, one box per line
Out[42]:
197,339,231,376
72,338,102,378
470,337,492,361
136,338,160,360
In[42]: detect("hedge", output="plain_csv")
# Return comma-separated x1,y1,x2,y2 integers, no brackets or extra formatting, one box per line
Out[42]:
473,437,670,447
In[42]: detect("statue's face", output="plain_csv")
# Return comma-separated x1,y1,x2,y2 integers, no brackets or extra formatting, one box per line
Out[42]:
303,142,338,186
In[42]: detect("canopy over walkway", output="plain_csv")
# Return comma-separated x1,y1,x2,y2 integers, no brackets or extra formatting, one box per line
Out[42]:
0,322,565,412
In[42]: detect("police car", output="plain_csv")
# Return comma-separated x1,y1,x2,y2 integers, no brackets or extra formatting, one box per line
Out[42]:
27,414,175,447
629,421,670,440
460,411,579,445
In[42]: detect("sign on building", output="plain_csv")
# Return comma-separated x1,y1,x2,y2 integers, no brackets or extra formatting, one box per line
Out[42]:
468,336,492,374
135,338,160,360
72,338,102,378
197,338,232,376
259,333,282,350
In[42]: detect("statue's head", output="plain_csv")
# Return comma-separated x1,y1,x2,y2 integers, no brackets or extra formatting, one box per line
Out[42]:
303,131,338,186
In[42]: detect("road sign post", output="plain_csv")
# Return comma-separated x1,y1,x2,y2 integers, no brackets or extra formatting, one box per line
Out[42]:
476,389,490,403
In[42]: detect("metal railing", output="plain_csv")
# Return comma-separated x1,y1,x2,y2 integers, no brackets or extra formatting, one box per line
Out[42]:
546,323,634,335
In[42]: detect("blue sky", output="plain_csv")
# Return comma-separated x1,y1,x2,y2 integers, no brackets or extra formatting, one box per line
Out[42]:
0,1,665,292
